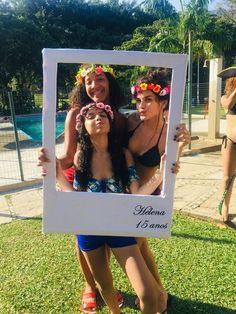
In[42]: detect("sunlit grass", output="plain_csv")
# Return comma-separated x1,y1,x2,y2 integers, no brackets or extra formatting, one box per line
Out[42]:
0,214,235,313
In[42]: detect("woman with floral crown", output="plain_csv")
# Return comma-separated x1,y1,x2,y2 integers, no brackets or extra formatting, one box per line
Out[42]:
128,67,190,308
39,64,128,312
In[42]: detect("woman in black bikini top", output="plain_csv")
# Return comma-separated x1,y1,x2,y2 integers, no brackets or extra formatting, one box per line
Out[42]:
128,68,190,180
126,68,190,310
217,67,236,222
128,119,165,167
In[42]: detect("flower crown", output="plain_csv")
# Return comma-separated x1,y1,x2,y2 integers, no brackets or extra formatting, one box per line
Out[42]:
75,64,115,86
75,102,114,130
131,83,171,98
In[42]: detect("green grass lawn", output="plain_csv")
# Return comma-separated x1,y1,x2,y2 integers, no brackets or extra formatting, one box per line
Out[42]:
0,214,235,314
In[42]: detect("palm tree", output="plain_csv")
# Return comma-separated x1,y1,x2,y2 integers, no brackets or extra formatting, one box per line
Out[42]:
179,0,210,143
139,0,177,19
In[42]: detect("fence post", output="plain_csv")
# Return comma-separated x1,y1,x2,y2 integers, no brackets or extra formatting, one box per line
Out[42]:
187,31,192,149
8,91,24,181
208,58,222,139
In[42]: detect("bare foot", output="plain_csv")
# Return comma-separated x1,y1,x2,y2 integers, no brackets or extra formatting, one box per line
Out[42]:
220,207,229,222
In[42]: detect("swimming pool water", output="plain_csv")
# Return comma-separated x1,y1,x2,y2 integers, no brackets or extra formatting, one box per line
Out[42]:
16,113,66,142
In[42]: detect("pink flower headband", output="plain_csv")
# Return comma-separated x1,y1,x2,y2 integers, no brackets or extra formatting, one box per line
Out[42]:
75,64,115,86
131,83,171,98
75,103,114,130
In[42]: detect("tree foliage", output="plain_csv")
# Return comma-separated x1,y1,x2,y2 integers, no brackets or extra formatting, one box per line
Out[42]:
0,0,235,114
139,0,177,20
0,0,154,92
217,0,236,25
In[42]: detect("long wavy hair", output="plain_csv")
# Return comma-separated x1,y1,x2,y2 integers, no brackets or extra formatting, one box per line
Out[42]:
137,67,171,106
69,72,125,111
225,77,236,96
76,108,129,191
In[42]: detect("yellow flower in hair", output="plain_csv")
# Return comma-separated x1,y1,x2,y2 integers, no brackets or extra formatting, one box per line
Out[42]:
108,67,115,76
140,83,148,91
81,68,89,77
75,64,115,86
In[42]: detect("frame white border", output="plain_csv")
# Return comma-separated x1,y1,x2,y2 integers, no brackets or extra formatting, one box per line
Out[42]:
42,49,187,237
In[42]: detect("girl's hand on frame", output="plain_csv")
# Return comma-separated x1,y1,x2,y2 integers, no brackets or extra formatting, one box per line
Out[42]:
37,147,50,176
174,123,191,150
171,161,180,174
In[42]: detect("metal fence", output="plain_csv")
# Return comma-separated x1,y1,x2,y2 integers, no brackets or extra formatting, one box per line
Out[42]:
0,90,66,188
0,82,224,189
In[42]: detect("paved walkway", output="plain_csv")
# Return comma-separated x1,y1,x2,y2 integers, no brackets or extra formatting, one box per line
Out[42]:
0,149,235,228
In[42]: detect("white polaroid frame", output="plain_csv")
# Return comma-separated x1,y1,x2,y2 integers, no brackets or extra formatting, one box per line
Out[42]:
42,48,187,237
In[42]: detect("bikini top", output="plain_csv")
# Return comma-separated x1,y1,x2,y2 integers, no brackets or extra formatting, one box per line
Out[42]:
227,103,236,115
128,121,165,168
73,166,139,193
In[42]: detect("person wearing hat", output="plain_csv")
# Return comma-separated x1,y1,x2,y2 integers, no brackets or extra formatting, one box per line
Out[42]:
217,66,236,222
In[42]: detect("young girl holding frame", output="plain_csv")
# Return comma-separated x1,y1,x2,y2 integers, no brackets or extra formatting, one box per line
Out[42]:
42,101,167,314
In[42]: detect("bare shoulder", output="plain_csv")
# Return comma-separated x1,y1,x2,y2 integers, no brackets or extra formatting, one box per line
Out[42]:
127,112,141,130
66,107,80,121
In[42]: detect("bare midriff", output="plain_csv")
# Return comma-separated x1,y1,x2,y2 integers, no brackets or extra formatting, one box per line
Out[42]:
135,161,160,186
226,115,236,142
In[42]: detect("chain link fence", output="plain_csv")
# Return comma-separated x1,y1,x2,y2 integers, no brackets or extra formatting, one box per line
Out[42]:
0,90,67,189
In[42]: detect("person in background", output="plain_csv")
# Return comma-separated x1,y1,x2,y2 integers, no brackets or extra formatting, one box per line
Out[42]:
217,66,236,222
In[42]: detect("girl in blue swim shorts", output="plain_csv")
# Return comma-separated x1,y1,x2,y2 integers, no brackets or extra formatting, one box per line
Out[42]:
53,102,166,314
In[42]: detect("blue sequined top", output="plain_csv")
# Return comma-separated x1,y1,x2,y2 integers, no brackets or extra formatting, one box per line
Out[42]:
73,166,139,193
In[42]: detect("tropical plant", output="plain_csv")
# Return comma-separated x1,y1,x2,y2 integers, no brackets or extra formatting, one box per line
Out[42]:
0,0,157,92
139,0,177,19
217,0,236,24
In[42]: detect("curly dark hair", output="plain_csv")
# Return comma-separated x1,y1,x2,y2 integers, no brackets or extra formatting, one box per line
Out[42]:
76,108,129,191
69,72,125,111
137,67,172,103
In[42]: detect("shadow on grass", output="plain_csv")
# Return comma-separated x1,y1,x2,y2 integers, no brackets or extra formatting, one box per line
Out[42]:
96,292,235,313
172,231,235,244
168,294,235,314
96,291,138,311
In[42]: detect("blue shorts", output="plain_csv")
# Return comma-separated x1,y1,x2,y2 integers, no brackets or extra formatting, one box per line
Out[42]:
77,234,137,251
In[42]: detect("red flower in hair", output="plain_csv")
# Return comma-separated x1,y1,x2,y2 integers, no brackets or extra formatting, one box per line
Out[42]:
95,66,103,74
153,84,161,93
148,83,155,90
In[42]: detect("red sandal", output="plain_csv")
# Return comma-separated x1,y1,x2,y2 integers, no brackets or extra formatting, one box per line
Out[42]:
117,291,124,308
80,291,96,313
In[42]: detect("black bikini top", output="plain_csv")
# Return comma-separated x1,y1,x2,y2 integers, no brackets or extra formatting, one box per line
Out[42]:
227,103,236,115
128,121,165,167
